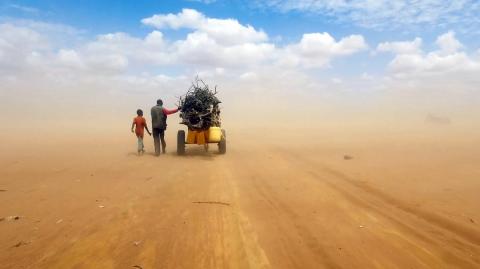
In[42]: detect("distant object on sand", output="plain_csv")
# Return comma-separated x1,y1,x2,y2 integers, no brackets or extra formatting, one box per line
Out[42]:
425,114,451,125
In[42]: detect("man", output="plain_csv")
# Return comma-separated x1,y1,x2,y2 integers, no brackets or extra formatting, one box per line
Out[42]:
151,99,180,156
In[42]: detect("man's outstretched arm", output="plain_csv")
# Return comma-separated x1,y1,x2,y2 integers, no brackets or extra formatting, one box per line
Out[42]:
162,107,180,115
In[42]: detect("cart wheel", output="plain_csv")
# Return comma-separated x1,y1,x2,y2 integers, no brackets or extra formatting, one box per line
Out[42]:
218,129,226,154
177,130,185,155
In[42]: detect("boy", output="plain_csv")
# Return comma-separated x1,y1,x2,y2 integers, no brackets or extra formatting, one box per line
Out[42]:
131,109,151,155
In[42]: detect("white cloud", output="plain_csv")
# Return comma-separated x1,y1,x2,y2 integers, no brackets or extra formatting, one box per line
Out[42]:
57,49,84,69
0,10,370,97
239,71,257,80
0,23,48,72
141,8,204,30
2,14,480,127
144,30,164,46
378,31,480,91
186,0,217,3
389,51,479,77
173,31,275,67
361,72,373,81
142,8,268,45
381,32,479,75
256,0,480,31
436,31,463,55
1,8,370,81
8,4,39,14
138,9,275,68
73,31,170,72
280,32,367,68
377,38,422,54
332,77,342,84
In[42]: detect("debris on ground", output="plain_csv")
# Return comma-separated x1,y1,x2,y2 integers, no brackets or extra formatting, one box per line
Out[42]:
98,205,105,208
133,241,141,246
56,219,63,224
12,241,30,248
132,265,143,269
1,216,20,222
344,155,353,160
0,189,7,192
192,201,230,206
178,77,221,130
359,225,365,228
471,218,475,224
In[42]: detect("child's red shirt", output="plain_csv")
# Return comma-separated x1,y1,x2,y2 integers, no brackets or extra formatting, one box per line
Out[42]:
133,116,146,138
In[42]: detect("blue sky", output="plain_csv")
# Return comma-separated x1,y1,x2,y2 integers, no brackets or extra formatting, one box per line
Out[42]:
3,0,478,42
1,0,479,101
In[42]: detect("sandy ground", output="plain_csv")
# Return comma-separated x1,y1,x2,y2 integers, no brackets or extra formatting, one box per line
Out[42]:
0,128,479,269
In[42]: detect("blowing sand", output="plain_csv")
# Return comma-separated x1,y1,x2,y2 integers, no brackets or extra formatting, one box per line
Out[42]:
0,126,479,269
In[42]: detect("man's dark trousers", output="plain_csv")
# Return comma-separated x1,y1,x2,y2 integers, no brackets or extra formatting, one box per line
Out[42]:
153,128,166,155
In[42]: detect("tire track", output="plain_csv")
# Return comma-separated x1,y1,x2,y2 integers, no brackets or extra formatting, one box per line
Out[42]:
320,165,480,246
249,175,342,269
227,150,346,269
279,149,480,267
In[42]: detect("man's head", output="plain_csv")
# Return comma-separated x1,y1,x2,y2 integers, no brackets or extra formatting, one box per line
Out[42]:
137,109,143,116
157,99,163,106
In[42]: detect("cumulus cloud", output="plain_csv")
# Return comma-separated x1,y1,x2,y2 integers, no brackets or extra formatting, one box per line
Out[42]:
142,8,204,30
57,49,84,69
279,32,367,68
141,10,366,69
85,31,170,67
138,9,276,68
142,8,268,45
377,38,422,54
383,32,478,75
378,31,480,91
389,52,479,76
2,10,479,128
0,23,48,72
435,31,463,55
173,32,275,67
0,10,369,92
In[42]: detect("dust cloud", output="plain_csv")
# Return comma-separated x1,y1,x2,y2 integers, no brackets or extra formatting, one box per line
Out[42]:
1,76,480,268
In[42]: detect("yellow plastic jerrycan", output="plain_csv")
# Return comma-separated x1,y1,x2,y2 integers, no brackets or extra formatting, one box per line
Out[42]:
196,131,206,145
208,127,222,142
187,130,196,144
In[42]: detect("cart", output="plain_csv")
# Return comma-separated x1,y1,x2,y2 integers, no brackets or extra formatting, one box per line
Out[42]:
177,127,226,155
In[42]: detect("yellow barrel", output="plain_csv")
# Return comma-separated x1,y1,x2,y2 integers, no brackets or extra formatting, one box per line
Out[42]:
208,127,222,142
187,130,196,144
196,131,206,145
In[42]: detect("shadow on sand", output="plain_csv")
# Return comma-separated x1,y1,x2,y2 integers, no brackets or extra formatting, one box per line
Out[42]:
127,145,222,160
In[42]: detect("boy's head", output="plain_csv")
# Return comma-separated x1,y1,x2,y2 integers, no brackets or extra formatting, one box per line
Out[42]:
136,109,143,116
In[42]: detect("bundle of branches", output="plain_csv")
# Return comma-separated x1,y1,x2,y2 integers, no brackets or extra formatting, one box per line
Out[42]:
178,78,221,130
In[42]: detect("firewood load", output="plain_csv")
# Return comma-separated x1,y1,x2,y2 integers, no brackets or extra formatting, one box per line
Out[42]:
178,78,221,131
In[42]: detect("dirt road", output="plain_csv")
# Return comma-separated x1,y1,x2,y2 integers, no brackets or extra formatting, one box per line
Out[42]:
0,131,479,268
